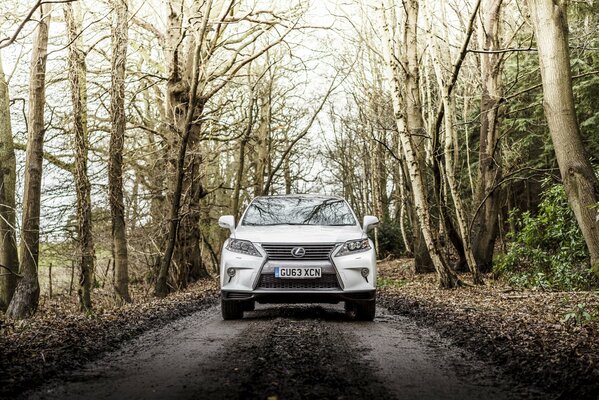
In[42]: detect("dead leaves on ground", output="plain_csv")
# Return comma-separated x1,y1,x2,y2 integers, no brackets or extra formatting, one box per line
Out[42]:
378,258,598,399
0,279,219,398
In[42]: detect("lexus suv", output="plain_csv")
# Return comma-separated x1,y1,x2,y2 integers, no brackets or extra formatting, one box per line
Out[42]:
218,194,379,320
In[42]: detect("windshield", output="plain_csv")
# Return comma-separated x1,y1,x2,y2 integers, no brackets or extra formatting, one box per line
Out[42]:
242,196,357,226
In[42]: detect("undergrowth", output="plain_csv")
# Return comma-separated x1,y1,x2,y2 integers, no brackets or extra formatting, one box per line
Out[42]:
494,180,598,291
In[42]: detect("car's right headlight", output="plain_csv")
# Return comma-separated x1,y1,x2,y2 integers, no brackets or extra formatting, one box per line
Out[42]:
226,239,261,257
335,239,371,257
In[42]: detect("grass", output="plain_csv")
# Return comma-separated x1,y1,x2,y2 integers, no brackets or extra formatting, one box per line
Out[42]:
377,276,406,289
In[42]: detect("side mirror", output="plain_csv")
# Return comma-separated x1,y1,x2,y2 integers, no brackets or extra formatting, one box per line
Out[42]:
363,216,379,233
218,215,235,235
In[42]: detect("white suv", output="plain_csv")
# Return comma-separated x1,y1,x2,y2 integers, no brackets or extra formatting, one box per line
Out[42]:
218,194,379,320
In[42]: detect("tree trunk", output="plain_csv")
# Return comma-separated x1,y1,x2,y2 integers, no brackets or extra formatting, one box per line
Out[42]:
253,84,271,196
429,2,484,284
172,153,210,287
232,97,255,220
472,0,504,273
527,0,599,273
65,2,95,312
6,4,52,319
109,0,131,304
434,70,484,284
381,0,461,288
0,50,18,311
155,0,213,297
403,0,434,273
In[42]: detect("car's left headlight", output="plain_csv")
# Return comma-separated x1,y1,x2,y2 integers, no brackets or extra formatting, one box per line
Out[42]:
226,239,261,257
335,239,371,257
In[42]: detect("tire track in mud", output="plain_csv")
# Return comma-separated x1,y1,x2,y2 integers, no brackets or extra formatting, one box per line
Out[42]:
24,303,551,400
196,305,393,400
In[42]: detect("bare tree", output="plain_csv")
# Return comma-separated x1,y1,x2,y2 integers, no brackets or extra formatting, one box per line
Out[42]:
428,0,483,284
65,2,95,311
471,0,504,272
0,50,18,310
526,0,599,273
402,0,434,273
155,0,298,297
381,0,461,288
154,0,214,298
7,4,52,319
109,0,131,303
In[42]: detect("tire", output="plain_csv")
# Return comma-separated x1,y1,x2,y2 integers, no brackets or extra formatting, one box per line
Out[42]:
354,299,376,321
344,301,357,316
221,298,243,320
243,300,255,312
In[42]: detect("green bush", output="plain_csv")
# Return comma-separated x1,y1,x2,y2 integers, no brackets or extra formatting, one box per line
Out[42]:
494,181,598,290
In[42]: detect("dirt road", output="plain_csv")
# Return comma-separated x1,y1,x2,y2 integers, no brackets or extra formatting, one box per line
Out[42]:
25,304,548,400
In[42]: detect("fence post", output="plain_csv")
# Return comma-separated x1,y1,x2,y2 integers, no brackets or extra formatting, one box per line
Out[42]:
48,262,53,299
69,260,75,296
102,259,111,288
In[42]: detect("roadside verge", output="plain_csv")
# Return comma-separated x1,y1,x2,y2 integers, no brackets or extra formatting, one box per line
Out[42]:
377,259,599,400
0,280,219,399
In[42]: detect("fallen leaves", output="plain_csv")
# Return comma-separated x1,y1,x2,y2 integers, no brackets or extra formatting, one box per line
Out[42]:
377,258,599,400
0,279,218,398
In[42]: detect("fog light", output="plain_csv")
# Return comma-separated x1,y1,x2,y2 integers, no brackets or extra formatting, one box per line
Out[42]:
361,268,369,277
227,268,236,277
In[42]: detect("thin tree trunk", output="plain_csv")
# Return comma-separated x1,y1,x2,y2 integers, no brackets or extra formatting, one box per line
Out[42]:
432,63,484,284
403,0,434,273
527,0,599,272
283,135,292,195
472,0,504,273
381,0,461,288
396,149,413,255
429,1,484,284
232,97,255,220
109,0,131,304
0,50,18,311
65,2,95,311
7,4,52,319
253,84,271,196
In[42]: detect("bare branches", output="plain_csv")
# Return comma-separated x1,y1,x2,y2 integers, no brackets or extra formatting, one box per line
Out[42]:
262,71,342,195
0,263,23,278
433,0,482,140
0,0,74,49
13,142,74,172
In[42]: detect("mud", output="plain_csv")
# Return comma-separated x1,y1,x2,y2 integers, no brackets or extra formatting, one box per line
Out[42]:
24,303,550,400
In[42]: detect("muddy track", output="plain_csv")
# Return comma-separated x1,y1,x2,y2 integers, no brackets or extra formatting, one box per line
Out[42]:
23,304,550,400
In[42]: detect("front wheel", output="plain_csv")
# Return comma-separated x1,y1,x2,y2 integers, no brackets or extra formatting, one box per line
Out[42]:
352,299,376,321
221,298,243,320
243,300,255,311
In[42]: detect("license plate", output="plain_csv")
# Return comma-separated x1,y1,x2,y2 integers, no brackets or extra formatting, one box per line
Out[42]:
274,267,322,279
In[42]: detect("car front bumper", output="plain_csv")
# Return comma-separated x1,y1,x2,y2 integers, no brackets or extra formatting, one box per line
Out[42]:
220,242,377,304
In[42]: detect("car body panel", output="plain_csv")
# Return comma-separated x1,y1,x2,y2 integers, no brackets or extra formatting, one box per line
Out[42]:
219,195,378,312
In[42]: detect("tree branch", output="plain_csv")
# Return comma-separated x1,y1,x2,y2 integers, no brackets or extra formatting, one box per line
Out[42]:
434,0,482,141
0,0,76,49
262,72,342,194
13,142,74,173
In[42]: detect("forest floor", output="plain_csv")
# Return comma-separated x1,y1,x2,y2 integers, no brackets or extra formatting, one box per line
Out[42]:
0,280,219,399
0,260,597,399
378,258,599,399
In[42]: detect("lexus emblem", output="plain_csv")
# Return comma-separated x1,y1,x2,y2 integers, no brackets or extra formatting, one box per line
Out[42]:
291,247,306,258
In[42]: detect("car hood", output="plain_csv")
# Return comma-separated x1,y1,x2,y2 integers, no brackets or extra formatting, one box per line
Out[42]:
234,224,364,243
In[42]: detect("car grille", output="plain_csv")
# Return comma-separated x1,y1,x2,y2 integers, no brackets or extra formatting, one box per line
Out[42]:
261,243,336,261
256,273,341,290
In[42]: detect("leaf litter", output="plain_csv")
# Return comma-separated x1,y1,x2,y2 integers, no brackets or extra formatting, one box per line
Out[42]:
0,280,218,399
377,258,599,400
